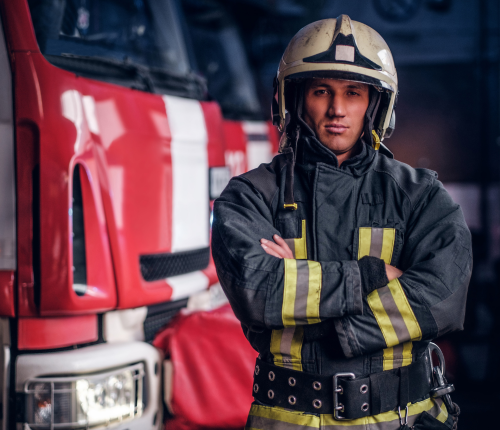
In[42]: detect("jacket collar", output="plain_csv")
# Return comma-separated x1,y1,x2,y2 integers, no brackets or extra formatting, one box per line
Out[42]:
295,123,392,177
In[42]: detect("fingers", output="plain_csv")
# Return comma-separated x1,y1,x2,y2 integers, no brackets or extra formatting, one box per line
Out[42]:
261,243,283,259
273,234,293,255
260,235,294,259
261,239,288,259
385,264,404,281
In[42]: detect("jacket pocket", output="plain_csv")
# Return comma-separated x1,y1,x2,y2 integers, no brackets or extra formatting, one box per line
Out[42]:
275,218,307,259
352,226,403,266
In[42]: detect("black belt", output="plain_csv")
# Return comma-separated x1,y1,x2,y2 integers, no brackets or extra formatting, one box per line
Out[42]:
252,356,432,419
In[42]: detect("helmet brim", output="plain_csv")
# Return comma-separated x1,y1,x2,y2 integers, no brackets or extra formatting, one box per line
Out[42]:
285,70,394,93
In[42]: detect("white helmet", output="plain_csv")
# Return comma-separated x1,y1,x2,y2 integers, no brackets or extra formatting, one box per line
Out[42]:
272,15,398,150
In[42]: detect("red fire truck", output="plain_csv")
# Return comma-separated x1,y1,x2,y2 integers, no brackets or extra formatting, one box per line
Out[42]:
182,0,279,178
0,0,232,428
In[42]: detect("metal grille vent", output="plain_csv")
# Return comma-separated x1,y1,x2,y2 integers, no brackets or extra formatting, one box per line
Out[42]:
143,299,189,343
139,247,210,282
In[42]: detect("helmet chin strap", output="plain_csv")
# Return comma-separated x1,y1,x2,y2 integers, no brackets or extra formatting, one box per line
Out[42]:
364,87,382,149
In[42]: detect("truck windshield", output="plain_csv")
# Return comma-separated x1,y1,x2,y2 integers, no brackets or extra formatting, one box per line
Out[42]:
28,0,192,81
184,2,263,120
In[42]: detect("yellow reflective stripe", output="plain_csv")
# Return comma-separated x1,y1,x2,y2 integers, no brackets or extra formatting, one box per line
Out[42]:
283,259,297,327
306,261,321,324
248,403,320,427
388,279,422,341
358,227,371,259
294,220,307,259
402,341,413,366
289,327,304,371
321,397,439,426
270,328,303,371
380,228,396,264
382,346,395,370
270,329,283,365
367,288,399,347
435,400,449,423
283,259,322,326
383,342,413,371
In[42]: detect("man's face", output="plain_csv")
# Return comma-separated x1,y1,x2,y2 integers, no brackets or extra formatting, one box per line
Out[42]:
303,78,370,154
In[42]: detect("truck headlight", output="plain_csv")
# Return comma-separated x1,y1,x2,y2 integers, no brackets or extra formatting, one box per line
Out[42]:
209,166,231,200
25,363,144,428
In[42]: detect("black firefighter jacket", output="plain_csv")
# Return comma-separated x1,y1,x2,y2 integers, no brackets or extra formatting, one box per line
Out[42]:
212,133,472,379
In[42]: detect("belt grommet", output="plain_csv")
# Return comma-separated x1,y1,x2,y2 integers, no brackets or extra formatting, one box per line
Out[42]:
288,395,297,405
313,399,322,409
288,377,296,387
253,384,259,393
360,384,368,394
255,365,260,376
268,390,274,399
269,371,275,381
361,403,369,412
313,381,321,391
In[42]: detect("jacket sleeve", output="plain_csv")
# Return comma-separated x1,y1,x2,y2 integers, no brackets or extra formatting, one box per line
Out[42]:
334,179,472,358
212,176,363,333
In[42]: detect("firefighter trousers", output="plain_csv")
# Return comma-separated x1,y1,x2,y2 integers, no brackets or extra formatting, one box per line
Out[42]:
245,397,454,429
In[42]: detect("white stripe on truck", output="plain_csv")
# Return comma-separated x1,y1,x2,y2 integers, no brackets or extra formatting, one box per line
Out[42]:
163,95,209,253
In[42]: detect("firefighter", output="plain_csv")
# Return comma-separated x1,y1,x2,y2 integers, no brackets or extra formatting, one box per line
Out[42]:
212,15,470,429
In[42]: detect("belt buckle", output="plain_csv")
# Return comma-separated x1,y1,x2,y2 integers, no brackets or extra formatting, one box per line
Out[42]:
333,372,355,420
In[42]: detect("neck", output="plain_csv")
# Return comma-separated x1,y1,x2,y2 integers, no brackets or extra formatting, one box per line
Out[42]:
334,139,362,166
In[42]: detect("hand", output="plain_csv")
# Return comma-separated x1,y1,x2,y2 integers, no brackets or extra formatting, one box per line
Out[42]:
260,235,294,259
385,264,403,281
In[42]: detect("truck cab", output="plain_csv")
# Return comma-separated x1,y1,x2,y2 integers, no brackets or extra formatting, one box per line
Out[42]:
182,0,279,178
0,0,227,428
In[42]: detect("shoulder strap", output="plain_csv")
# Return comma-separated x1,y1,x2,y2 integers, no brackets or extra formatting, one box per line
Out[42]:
241,155,287,209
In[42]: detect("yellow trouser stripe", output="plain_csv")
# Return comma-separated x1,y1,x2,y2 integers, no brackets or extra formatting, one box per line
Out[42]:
435,399,449,423
248,403,320,427
294,220,307,259
246,398,445,428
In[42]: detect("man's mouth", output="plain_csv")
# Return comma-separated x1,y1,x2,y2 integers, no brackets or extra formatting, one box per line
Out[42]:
325,124,348,133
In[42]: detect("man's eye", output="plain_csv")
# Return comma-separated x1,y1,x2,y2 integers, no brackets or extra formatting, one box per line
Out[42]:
315,90,328,95
347,91,360,96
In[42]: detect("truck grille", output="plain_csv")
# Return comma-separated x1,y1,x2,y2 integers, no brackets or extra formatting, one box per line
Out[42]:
139,247,210,282
143,299,188,343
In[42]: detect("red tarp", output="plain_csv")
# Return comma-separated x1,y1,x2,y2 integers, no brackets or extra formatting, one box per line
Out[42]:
154,304,258,430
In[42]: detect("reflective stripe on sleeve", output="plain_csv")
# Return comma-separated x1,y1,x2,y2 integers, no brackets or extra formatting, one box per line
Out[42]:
368,279,422,347
283,259,322,326
357,227,421,361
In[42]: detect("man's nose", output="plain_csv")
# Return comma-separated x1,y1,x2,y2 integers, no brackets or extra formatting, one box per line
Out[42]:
328,95,346,117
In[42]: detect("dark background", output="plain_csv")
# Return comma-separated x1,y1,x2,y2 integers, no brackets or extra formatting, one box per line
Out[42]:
183,0,500,427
